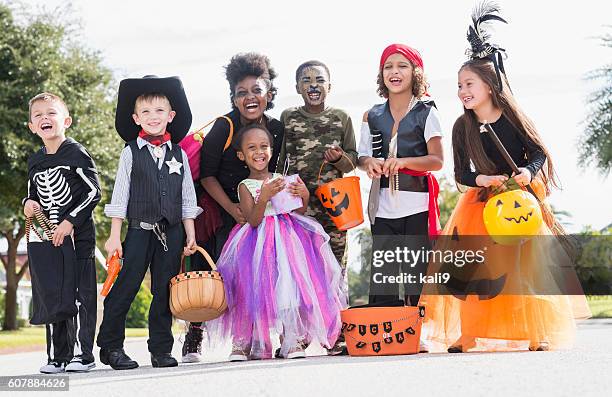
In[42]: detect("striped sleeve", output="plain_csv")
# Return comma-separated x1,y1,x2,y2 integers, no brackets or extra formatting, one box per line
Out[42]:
104,146,132,218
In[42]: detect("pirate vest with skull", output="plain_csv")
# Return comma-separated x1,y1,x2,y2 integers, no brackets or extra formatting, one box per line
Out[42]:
367,100,436,192
126,141,183,226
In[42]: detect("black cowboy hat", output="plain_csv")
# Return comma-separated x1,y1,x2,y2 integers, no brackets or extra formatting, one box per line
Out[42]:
115,75,192,143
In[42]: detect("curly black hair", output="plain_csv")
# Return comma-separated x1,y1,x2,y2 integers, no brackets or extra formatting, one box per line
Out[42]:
232,123,273,152
225,53,278,111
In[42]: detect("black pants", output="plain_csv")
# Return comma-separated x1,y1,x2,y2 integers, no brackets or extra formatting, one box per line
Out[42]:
368,211,430,306
96,223,184,354
46,221,97,364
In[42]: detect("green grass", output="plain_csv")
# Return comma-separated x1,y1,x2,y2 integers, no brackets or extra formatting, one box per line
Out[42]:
0,327,152,351
0,326,47,349
587,295,612,318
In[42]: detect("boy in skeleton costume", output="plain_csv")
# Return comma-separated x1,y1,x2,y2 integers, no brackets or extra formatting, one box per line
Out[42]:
24,93,101,373
97,76,201,370
276,60,357,355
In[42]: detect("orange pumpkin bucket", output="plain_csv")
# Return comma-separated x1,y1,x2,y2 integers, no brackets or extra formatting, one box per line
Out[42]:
169,245,228,322
314,154,364,231
341,305,425,356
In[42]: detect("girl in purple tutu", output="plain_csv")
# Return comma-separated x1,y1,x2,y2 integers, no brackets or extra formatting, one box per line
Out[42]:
207,123,346,360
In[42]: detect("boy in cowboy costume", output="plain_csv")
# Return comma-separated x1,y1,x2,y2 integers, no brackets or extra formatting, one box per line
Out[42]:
97,76,201,369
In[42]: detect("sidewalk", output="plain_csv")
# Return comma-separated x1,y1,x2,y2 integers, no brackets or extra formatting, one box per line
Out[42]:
0,320,610,397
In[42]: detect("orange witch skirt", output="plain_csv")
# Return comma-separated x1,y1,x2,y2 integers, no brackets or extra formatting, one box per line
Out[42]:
419,179,591,351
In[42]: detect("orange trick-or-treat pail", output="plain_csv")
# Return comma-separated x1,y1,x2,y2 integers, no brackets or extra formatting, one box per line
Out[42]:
315,153,364,231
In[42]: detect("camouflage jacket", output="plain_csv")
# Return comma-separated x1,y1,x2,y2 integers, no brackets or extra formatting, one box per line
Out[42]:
276,106,358,206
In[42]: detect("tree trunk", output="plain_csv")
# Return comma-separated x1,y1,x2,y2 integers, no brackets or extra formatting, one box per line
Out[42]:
3,283,18,330
1,223,27,331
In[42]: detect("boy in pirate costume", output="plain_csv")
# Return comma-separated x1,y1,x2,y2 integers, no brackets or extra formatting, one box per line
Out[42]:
276,60,358,355
24,92,101,373
97,76,201,369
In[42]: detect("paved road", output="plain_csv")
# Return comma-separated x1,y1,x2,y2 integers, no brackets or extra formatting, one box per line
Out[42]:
1,320,611,397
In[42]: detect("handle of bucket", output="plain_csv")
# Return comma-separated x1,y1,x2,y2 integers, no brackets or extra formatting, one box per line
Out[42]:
317,152,356,185
26,207,56,242
180,245,218,273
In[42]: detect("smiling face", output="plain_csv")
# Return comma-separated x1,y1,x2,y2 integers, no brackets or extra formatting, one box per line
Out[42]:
382,53,414,96
28,99,72,143
132,96,176,136
457,68,493,111
233,76,271,123
236,127,272,173
296,65,330,113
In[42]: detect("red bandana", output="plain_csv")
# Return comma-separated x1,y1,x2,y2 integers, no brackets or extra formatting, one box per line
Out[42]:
138,129,171,146
379,44,424,71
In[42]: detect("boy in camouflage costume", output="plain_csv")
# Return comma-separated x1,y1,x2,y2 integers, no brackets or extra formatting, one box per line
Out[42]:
277,60,358,267
276,60,358,355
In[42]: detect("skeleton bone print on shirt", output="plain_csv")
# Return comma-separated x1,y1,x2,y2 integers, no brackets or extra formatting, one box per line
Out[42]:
33,166,73,223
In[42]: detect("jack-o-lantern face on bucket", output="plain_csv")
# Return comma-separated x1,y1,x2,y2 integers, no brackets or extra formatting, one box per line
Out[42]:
320,187,349,217
483,189,543,245
315,175,364,230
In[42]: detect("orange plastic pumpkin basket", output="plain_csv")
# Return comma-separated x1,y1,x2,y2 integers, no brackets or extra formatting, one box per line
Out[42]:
314,153,364,231
169,245,228,322
340,305,425,356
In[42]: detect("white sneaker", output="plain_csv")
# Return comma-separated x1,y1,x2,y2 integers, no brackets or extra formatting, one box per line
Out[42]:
419,340,430,353
182,353,202,363
229,344,249,362
65,356,96,372
285,344,306,359
40,361,65,374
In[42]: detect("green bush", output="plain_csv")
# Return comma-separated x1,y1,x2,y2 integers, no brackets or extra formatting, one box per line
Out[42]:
126,283,153,328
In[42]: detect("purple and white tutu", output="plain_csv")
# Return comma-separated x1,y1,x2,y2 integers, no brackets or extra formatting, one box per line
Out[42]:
206,212,347,357
206,209,347,355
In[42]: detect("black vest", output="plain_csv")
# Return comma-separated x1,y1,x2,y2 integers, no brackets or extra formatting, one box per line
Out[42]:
367,100,436,192
126,141,183,225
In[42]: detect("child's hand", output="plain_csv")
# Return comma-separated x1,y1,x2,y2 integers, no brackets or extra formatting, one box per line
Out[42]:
230,204,246,225
23,199,40,218
104,235,123,261
183,237,197,256
259,177,285,202
324,146,344,163
289,176,309,200
475,174,508,188
365,157,385,179
52,219,73,247
382,158,408,177
512,168,532,186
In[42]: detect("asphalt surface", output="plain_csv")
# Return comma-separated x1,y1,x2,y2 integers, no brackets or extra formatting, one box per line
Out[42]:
1,319,611,397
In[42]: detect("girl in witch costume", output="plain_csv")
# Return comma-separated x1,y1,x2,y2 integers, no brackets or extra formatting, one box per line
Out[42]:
205,124,346,361
96,76,201,370
420,2,591,352
25,93,101,373
357,45,444,308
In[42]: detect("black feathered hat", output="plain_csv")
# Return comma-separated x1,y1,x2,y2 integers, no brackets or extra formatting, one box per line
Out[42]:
465,1,509,91
115,75,192,143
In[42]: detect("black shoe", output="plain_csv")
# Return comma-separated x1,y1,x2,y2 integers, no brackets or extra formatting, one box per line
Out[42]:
181,324,203,363
99,348,139,370
151,353,178,368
